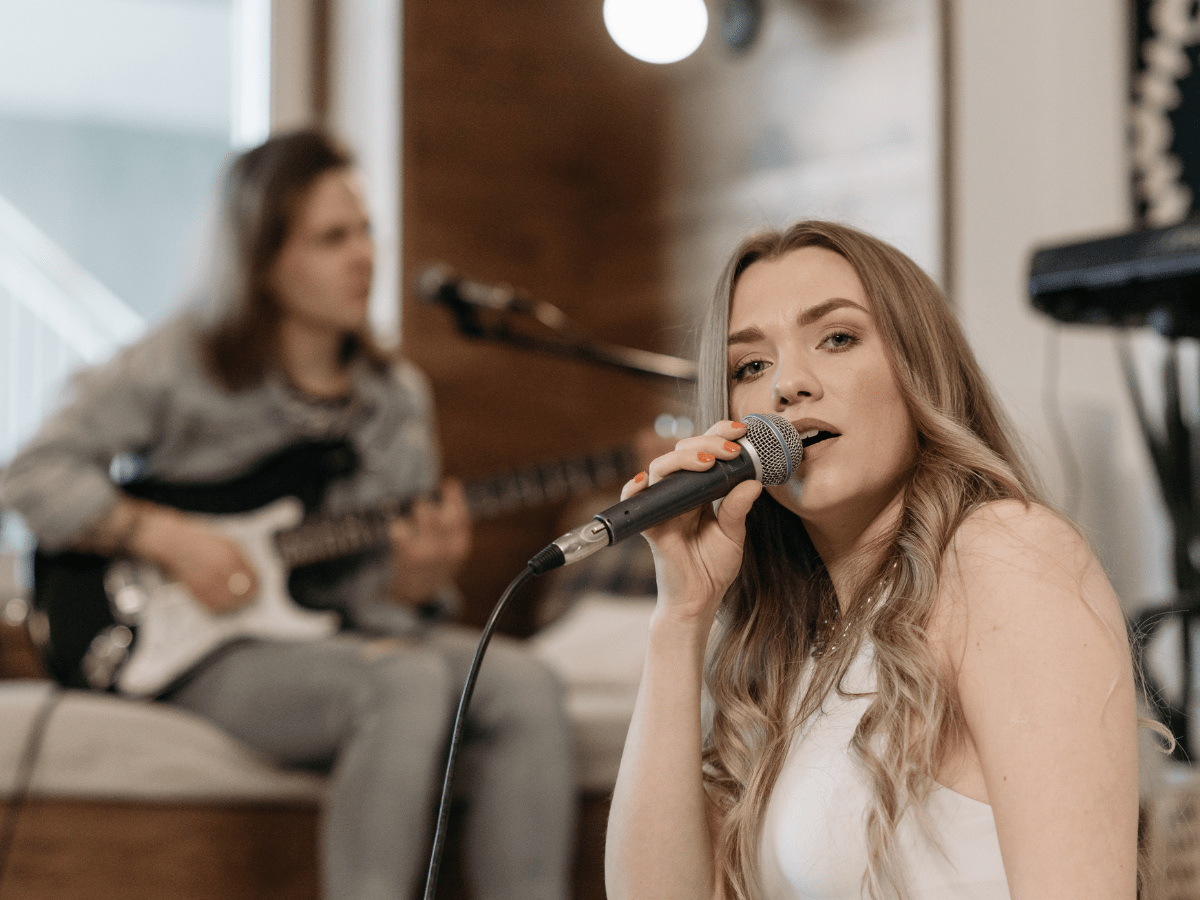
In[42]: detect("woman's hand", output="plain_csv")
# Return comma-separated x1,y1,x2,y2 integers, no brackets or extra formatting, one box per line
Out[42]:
606,420,756,900
622,419,762,625
387,478,472,607
129,505,260,615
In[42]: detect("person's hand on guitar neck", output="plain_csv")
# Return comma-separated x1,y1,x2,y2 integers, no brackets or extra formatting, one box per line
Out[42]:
386,478,471,610
79,496,260,615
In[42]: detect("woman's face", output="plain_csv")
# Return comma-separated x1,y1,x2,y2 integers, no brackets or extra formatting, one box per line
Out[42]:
727,246,919,540
269,168,374,335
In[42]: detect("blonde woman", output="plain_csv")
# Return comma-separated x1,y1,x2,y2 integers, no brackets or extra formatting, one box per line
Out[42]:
606,221,1141,900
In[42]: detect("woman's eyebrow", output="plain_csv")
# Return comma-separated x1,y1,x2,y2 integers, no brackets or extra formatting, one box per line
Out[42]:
727,326,763,348
727,298,869,347
798,297,868,326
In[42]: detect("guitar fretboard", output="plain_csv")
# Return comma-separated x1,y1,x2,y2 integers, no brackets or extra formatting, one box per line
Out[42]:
274,444,637,568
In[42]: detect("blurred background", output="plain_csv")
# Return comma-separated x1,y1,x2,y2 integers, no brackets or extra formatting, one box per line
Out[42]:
0,0,1168,630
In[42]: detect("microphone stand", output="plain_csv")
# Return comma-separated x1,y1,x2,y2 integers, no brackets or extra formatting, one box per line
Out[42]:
465,325,697,383
1119,334,1200,762
422,275,697,383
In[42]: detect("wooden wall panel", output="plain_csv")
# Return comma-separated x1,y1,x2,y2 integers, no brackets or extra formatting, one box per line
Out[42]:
402,0,680,632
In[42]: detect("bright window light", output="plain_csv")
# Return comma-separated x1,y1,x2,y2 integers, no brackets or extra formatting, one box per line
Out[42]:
603,0,708,65
232,0,272,148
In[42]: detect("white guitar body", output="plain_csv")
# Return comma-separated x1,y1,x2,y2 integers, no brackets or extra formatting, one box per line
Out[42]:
38,438,638,696
110,497,340,698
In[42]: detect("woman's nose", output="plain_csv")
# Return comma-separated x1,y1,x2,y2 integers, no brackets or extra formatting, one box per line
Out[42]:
772,361,818,409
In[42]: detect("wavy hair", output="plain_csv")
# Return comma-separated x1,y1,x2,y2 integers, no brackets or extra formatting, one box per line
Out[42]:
694,221,1042,900
196,128,388,390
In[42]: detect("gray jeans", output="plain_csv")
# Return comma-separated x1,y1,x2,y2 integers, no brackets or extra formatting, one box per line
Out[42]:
167,625,576,900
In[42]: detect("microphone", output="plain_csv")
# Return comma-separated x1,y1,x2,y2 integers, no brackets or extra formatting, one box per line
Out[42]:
415,262,698,381
529,413,803,574
415,263,532,315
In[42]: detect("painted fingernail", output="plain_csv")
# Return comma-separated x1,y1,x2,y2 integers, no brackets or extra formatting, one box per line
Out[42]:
730,420,746,429
724,441,740,453
634,471,646,483
698,452,716,463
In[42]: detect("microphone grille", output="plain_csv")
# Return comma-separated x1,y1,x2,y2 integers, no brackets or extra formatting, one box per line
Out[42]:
742,413,803,487
414,263,454,304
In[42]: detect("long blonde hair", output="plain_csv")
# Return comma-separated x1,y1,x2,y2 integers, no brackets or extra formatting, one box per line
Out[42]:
696,221,1040,899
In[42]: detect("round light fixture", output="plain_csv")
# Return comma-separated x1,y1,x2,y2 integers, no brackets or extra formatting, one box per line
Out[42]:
603,0,709,65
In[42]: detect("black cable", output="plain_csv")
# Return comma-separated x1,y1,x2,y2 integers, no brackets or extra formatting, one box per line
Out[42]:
421,561,544,900
0,683,62,896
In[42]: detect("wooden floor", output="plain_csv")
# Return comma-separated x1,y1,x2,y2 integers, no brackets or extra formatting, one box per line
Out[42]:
0,794,611,900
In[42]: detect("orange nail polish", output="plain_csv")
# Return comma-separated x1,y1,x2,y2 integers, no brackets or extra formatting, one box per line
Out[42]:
730,420,746,429
698,452,716,463
724,441,740,453
634,471,646,483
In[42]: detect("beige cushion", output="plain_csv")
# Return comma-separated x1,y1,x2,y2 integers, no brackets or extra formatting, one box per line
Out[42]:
0,680,324,804
0,595,651,803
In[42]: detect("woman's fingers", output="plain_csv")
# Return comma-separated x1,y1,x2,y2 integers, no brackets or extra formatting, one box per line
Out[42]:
617,419,762,545
715,480,762,536
611,421,764,620
641,421,748,485
619,418,755,503
620,469,649,501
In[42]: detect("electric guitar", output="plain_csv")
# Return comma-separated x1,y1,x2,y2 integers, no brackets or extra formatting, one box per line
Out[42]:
32,438,637,697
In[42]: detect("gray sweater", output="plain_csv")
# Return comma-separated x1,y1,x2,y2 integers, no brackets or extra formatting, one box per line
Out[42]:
2,314,444,634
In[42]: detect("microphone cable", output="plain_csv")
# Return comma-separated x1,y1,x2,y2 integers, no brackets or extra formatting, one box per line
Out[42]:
419,413,798,895
421,543,563,900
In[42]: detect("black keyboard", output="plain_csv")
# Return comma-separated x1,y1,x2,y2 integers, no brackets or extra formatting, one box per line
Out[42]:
1028,220,1200,336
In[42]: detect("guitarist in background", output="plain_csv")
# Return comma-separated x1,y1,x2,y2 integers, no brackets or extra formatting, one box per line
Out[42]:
1,129,575,900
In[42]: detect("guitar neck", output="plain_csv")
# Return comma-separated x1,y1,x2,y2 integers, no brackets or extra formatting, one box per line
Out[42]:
275,443,637,568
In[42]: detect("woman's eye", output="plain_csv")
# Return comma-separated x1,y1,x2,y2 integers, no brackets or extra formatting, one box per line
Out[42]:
821,331,858,351
730,359,769,382
321,226,354,246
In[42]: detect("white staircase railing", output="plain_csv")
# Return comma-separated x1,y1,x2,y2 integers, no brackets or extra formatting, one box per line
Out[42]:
0,192,145,462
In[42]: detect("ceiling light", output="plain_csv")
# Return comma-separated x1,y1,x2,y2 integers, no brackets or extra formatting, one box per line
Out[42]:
603,0,708,65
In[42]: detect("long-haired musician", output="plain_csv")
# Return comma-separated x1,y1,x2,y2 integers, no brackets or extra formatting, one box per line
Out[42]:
2,129,575,900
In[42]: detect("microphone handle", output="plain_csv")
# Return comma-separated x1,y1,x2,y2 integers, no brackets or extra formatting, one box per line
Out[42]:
594,451,759,544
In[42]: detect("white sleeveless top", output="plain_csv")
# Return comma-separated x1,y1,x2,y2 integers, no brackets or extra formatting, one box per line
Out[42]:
760,644,1010,900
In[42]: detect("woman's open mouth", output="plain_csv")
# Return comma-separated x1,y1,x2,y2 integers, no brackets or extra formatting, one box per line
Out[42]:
798,429,839,449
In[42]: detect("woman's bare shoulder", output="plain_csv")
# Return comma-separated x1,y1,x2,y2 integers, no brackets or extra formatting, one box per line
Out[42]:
932,499,1127,663
946,499,1099,590
953,497,1076,554
929,512,1138,897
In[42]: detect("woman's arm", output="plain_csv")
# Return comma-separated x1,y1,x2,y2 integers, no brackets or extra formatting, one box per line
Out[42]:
939,500,1138,900
605,420,761,900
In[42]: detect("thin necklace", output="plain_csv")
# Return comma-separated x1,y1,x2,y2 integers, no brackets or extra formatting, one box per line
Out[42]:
811,564,895,657
812,593,877,658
